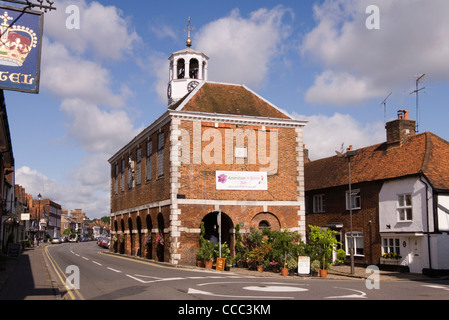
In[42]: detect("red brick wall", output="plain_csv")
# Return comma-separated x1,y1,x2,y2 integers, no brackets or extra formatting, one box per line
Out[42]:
110,116,304,265
305,181,382,265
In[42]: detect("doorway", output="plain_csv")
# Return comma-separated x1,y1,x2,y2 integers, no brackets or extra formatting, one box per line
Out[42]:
201,211,233,247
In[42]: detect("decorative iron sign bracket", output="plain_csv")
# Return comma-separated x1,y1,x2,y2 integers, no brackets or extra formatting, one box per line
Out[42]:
1,0,56,12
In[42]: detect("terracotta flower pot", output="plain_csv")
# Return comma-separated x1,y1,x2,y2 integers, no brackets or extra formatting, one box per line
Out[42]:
205,260,213,269
257,265,263,272
281,268,289,276
320,269,327,278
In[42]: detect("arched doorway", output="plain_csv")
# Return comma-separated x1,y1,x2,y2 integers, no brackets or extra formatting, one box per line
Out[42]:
201,211,233,249
128,217,133,256
156,213,165,262
145,214,153,259
113,220,118,253
120,219,125,254
136,216,142,257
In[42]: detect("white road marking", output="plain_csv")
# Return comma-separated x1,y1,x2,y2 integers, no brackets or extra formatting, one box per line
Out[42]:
243,285,308,292
422,285,449,291
82,256,89,260
325,287,367,299
92,261,102,266
107,267,122,273
187,287,294,299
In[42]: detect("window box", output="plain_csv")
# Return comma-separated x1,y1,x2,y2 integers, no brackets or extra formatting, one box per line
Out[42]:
380,257,400,265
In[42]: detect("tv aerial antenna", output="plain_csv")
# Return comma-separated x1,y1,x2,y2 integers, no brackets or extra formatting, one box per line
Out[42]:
380,92,392,126
410,73,425,133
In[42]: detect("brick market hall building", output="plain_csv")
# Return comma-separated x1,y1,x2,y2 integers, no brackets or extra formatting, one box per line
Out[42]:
108,30,307,265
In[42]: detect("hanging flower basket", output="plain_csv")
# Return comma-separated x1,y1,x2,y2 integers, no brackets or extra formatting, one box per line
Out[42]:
145,235,152,246
156,233,164,246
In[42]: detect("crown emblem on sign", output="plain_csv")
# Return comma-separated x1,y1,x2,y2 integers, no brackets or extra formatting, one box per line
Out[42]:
0,11,38,67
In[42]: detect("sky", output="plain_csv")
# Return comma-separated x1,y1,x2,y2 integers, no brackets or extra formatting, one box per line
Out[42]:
3,0,449,219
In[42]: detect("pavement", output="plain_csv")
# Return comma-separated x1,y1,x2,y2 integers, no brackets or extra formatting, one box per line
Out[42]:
0,243,61,300
0,244,438,300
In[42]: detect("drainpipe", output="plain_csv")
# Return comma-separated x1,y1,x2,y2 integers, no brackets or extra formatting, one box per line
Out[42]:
419,175,432,272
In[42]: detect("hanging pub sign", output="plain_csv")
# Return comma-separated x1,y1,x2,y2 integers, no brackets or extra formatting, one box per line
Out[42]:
0,5,43,93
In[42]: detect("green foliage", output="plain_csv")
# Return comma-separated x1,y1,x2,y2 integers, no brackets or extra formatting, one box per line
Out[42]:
248,241,272,265
214,242,231,264
308,225,340,269
234,224,247,263
336,248,346,264
198,239,215,262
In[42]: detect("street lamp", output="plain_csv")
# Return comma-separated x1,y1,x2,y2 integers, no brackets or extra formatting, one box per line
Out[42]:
346,149,357,275
336,146,357,275
38,193,42,241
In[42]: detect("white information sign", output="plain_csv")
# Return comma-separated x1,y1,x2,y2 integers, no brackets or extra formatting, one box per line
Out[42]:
216,171,267,190
298,256,310,275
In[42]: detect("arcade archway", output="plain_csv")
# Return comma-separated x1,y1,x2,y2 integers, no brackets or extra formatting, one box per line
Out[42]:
201,211,233,249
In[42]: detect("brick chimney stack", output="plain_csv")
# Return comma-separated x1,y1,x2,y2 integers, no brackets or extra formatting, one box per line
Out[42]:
386,110,416,149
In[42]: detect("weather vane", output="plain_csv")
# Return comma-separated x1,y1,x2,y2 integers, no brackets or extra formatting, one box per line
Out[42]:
185,17,193,47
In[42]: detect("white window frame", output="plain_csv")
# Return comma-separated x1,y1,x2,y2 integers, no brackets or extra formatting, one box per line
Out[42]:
382,238,400,255
346,189,361,210
312,194,325,213
397,194,412,222
345,231,364,257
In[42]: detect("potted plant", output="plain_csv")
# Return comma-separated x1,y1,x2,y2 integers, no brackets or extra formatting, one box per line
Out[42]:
249,242,272,272
196,248,204,267
308,225,340,278
201,239,215,269
287,258,298,276
310,259,321,277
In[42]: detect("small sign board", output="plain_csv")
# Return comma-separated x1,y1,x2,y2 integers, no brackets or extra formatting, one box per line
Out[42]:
297,256,310,275
216,257,226,271
0,5,44,93
7,243,20,258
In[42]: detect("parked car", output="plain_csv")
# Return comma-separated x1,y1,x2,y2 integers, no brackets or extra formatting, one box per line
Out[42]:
96,236,103,245
100,237,110,249
59,237,67,243
51,237,61,244
68,234,78,243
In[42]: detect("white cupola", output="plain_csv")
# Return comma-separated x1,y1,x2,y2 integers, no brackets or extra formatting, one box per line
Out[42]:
167,18,209,106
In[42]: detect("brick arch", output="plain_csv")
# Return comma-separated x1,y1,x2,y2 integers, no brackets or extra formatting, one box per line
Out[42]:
251,212,281,231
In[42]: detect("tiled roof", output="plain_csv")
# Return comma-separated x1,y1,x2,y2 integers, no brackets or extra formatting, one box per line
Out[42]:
305,132,449,191
170,82,291,119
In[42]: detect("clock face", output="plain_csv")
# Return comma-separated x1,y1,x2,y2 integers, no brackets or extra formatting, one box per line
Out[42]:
187,80,199,92
167,83,172,99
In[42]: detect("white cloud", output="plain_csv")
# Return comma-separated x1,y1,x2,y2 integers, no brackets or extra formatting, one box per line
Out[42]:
194,6,293,88
293,112,385,160
16,166,110,218
41,39,129,107
301,0,449,106
44,0,140,60
59,98,141,154
305,71,383,106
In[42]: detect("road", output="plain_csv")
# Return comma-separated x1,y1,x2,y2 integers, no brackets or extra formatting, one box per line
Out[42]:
46,241,449,302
